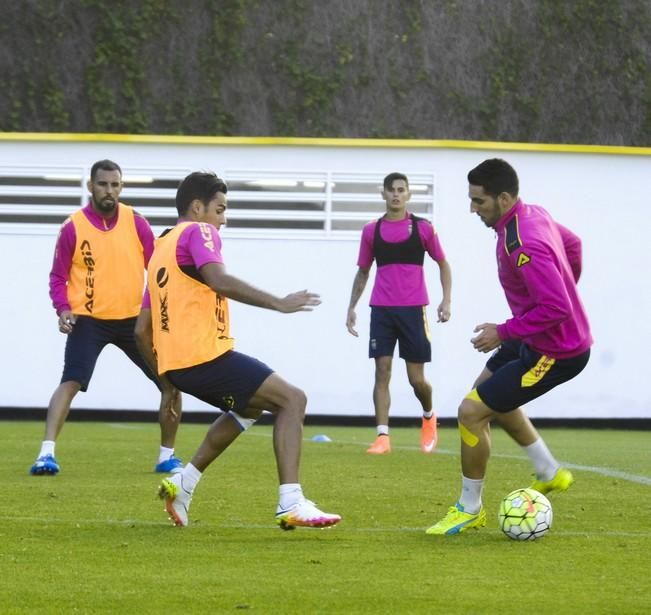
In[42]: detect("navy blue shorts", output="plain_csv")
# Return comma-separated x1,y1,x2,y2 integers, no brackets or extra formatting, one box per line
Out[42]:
477,340,590,413
166,350,274,412
369,306,431,363
61,315,158,392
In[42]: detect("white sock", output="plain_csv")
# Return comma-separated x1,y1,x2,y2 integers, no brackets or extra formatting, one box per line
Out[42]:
279,483,303,509
180,463,202,493
376,425,389,436
458,475,484,514
423,410,434,419
39,441,55,458
158,446,175,463
523,438,560,481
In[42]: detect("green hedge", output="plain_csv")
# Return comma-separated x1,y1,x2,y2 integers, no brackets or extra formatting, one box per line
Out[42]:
1,0,649,144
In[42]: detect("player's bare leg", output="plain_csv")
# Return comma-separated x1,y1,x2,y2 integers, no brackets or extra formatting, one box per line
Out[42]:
458,398,493,480
189,411,248,471
44,380,81,441
373,356,392,427
159,389,183,449
30,380,80,475
406,361,437,452
159,411,245,526
368,356,392,453
155,389,184,473
247,373,341,529
498,407,573,494
495,407,538,446
425,397,491,535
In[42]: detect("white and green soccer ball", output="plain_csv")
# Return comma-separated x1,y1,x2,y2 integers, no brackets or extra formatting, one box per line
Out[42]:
498,488,553,541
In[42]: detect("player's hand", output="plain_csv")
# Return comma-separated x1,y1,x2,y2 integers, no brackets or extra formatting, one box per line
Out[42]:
437,300,451,323
58,310,76,334
277,290,321,313
471,323,501,353
346,308,358,337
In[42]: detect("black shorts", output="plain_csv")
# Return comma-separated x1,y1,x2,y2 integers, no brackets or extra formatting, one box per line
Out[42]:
369,306,431,363
476,340,590,413
166,350,274,412
61,315,158,392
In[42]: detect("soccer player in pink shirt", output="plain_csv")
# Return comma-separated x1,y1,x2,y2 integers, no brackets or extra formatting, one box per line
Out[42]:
427,158,592,535
29,160,183,477
346,172,452,455
136,171,340,529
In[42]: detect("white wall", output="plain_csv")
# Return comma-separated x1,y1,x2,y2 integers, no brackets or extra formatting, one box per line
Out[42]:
1,136,648,418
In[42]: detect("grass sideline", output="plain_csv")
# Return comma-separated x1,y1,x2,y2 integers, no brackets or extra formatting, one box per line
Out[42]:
3,421,650,614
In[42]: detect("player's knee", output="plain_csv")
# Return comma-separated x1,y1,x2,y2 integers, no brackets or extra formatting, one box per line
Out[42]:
457,397,475,423
284,385,307,417
456,397,481,447
59,380,82,397
375,364,391,384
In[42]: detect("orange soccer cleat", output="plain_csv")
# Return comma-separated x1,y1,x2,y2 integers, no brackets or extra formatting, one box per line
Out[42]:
420,416,438,453
367,434,391,454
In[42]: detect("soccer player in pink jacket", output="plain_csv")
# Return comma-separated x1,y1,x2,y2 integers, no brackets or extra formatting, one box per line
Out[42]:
427,158,592,535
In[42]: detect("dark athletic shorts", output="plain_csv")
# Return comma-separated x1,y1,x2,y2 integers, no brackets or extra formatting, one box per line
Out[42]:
476,340,590,413
61,315,158,392
166,350,274,412
369,305,431,363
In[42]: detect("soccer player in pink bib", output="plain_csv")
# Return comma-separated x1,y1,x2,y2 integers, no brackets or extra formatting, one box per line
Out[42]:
346,172,452,455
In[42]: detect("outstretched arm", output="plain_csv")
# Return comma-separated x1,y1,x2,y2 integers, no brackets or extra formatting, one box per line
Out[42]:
346,267,370,337
198,262,321,313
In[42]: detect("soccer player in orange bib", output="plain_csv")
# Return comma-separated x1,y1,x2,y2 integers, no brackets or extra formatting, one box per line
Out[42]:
29,159,183,476
135,171,340,529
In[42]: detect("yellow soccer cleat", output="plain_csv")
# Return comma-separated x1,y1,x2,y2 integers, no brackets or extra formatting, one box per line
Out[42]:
425,502,486,535
530,467,574,495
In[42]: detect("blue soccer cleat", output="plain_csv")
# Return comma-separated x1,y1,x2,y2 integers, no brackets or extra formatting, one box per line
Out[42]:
155,455,183,474
30,454,60,476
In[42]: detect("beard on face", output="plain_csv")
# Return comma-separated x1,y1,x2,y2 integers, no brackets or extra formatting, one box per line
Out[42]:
94,196,117,213
480,203,501,228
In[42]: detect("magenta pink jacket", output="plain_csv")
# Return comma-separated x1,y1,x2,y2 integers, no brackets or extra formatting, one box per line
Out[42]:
494,199,592,359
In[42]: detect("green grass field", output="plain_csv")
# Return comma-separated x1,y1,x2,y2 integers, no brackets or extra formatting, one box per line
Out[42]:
3,421,650,614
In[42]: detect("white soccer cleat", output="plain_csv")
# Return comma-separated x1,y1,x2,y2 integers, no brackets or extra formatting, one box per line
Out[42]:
158,474,192,527
275,498,341,530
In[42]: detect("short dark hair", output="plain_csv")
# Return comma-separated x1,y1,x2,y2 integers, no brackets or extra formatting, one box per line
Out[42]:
90,159,122,181
383,172,409,191
176,171,228,216
467,159,519,198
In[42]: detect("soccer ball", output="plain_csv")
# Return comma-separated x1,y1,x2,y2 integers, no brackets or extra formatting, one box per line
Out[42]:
498,488,553,541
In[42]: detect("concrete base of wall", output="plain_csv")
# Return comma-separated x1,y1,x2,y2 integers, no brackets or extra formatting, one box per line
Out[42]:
2,407,649,430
